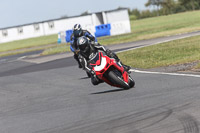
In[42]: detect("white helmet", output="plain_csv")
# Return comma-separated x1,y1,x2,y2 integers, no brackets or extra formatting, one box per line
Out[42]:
73,24,82,31
73,24,83,37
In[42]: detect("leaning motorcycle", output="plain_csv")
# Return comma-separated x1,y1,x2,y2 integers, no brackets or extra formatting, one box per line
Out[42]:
90,50,135,89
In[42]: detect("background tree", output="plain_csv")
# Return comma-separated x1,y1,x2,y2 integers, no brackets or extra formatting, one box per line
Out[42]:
179,0,200,10
161,0,176,14
80,10,90,16
128,0,200,20
131,9,141,19
60,15,68,18
145,0,164,16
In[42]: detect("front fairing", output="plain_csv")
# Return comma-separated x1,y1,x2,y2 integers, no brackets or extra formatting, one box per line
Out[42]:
90,51,129,86
90,51,109,73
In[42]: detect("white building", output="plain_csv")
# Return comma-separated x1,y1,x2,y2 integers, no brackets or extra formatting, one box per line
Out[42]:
0,8,131,43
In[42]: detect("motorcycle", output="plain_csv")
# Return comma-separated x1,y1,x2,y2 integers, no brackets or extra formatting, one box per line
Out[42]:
89,50,135,89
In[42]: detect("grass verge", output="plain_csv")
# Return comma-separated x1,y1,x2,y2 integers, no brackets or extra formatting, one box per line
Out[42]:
42,10,200,55
194,63,200,69
98,10,200,45
41,44,70,56
117,35,200,69
0,34,57,53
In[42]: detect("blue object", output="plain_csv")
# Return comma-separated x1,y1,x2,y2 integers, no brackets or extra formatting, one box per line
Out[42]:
95,24,111,37
65,30,73,43
70,45,75,52
57,38,61,44
57,32,61,44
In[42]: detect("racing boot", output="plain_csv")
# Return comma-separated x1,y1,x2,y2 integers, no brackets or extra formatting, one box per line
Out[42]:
74,54,82,68
78,63,83,68
121,63,131,74
91,76,99,85
90,71,104,85
91,73,99,85
106,49,131,73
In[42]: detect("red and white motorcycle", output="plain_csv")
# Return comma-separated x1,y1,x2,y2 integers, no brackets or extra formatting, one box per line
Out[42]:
90,51,135,89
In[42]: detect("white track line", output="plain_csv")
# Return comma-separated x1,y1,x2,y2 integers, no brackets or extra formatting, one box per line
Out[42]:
17,56,27,60
131,69,200,78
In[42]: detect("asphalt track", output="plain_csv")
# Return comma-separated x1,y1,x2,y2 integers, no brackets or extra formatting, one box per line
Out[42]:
0,32,200,133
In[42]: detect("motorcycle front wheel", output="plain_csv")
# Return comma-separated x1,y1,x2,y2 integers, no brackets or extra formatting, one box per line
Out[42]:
128,76,135,88
108,70,130,89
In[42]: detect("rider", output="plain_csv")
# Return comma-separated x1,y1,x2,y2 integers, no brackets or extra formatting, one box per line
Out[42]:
70,24,97,68
77,36,131,85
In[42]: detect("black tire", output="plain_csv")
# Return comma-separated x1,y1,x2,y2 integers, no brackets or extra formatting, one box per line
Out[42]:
128,76,135,88
108,71,130,89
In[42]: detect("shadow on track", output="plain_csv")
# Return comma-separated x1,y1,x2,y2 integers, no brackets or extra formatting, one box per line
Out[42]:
91,88,129,95
80,77,90,80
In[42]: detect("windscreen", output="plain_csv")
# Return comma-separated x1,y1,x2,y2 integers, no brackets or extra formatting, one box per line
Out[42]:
90,51,105,65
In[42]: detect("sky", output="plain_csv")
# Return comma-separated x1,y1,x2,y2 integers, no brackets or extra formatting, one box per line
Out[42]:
0,0,148,29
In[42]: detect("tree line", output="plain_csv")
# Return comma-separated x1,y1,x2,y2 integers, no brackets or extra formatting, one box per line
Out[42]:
129,0,200,20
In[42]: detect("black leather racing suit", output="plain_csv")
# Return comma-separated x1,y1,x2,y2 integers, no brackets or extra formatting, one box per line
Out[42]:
70,30,97,68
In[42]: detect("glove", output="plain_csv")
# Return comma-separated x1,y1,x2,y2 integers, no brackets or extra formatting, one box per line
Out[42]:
75,49,80,55
106,49,120,62
106,49,112,55
91,41,95,45
91,41,100,46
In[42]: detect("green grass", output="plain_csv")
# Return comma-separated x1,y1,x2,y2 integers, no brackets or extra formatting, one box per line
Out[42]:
41,44,70,56
0,34,57,52
42,10,200,55
117,35,200,69
98,10,200,45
